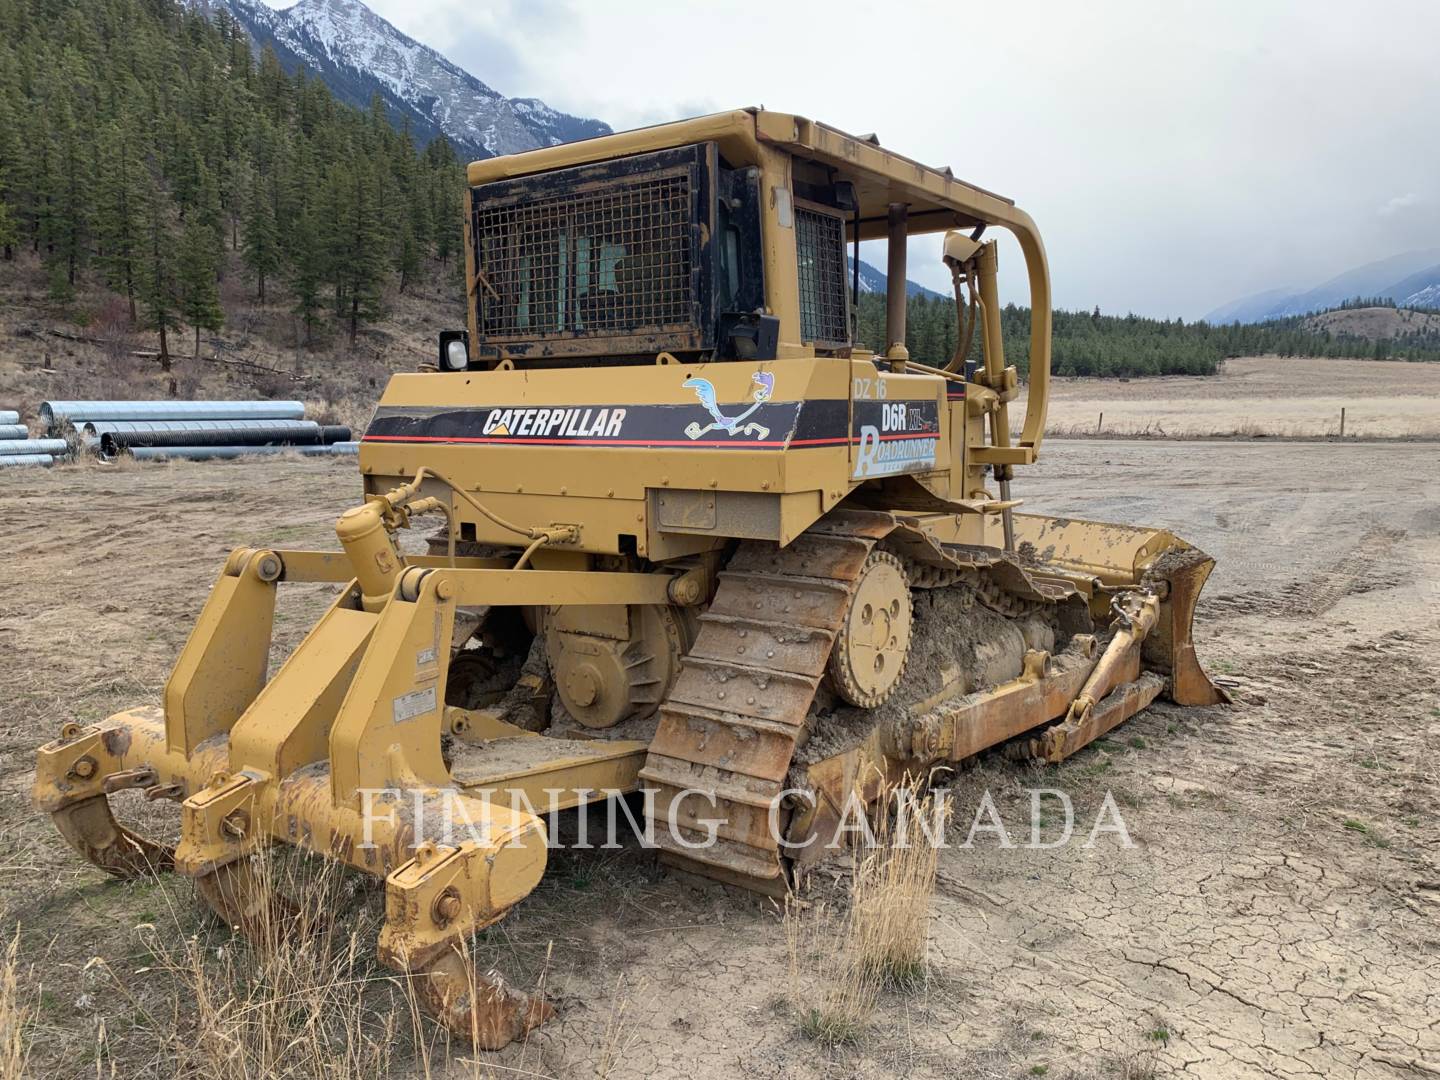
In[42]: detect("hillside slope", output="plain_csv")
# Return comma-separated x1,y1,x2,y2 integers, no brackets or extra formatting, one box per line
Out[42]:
0,249,458,433
1303,306,1440,341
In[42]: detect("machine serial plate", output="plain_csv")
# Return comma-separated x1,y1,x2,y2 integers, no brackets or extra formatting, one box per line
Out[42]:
392,686,438,724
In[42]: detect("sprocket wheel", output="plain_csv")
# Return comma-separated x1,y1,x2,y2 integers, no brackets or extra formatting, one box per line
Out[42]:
828,550,912,708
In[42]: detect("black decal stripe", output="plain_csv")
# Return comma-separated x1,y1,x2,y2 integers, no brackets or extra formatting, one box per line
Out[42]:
360,432,940,449
363,395,952,450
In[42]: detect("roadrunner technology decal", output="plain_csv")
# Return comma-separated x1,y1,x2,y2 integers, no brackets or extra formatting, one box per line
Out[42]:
852,399,941,478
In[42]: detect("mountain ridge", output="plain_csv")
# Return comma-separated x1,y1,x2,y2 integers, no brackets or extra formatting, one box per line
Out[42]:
849,257,946,301
1207,249,1440,323
188,0,610,160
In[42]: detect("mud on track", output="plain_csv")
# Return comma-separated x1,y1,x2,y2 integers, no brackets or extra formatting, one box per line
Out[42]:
1,441,1437,1079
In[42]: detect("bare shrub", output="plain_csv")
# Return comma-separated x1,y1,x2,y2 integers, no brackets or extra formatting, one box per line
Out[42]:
307,402,343,427
1106,1047,1162,1079
94,294,138,367
247,371,293,400
174,368,203,400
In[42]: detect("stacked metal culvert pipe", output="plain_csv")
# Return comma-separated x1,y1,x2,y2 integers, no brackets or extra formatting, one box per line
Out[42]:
0,408,71,467
36,400,357,463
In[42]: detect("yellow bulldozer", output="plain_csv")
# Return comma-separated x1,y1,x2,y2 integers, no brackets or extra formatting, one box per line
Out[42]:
34,109,1225,1048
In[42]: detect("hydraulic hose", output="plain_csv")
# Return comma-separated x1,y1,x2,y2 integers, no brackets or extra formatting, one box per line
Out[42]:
394,467,542,540
945,264,979,374
382,468,576,570
511,534,551,570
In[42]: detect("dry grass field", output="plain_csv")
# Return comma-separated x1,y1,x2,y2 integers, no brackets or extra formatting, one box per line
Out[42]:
1026,355,1440,439
1,440,1436,1079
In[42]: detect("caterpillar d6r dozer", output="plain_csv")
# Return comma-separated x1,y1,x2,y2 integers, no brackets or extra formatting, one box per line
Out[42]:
34,109,1226,1048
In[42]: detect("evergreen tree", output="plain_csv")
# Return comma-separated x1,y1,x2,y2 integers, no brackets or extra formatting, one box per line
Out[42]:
43,92,91,296
241,167,280,302
0,197,16,259
136,173,180,369
0,62,21,262
178,214,223,357
333,159,387,342
94,115,144,320
289,205,325,346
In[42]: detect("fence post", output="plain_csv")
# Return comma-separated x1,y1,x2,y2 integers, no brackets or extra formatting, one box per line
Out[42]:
1339,407,1346,438
1097,411,1104,435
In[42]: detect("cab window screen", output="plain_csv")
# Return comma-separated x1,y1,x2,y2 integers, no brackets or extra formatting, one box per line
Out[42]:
473,172,692,338
795,204,850,345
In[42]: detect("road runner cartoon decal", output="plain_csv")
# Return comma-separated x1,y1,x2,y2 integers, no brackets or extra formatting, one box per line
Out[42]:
682,371,775,440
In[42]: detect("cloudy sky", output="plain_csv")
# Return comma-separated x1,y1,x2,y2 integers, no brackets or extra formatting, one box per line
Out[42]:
269,0,1438,318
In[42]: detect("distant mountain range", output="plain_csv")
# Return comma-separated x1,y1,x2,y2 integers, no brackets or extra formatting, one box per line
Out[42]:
187,0,610,160
1207,249,1440,323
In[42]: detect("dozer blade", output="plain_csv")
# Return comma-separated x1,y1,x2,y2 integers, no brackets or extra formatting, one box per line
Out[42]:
1143,548,1231,706
985,511,1230,706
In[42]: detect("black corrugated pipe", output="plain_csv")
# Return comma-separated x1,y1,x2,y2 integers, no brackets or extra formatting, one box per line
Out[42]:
100,424,329,456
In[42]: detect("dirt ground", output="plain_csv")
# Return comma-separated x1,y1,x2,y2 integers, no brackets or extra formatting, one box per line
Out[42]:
1,440,1437,1079
1025,355,1440,438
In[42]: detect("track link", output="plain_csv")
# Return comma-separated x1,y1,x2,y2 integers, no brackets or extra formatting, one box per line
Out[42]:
639,509,1078,891
639,513,892,887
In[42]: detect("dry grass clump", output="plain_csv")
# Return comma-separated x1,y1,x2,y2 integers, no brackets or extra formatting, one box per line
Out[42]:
71,852,564,1080
784,896,878,1046
593,974,644,1079
850,787,947,989
785,785,948,1045
96,854,404,1080
1,927,32,1079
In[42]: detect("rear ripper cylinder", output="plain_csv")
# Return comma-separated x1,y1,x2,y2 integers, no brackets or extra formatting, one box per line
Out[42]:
336,501,405,611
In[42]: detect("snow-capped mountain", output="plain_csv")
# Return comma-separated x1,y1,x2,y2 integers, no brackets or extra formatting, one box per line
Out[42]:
1406,283,1440,308
188,0,609,160
1206,249,1440,323
849,256,946,301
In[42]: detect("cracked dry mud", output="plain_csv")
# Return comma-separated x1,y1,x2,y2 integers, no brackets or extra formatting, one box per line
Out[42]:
1,439,1437,1079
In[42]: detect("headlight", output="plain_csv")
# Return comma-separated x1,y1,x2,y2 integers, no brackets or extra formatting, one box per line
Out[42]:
443,339,469,371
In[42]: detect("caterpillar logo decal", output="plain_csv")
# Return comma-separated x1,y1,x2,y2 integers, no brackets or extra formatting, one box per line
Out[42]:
481,407,627,439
